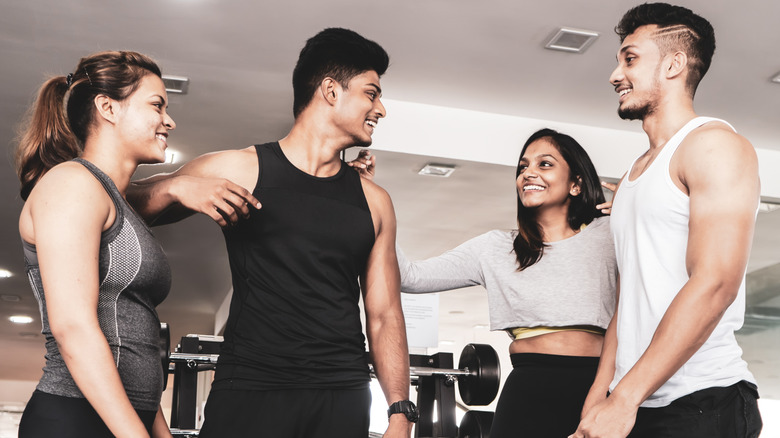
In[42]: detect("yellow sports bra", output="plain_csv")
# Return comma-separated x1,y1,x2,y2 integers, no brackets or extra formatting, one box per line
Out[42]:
509,325,606,340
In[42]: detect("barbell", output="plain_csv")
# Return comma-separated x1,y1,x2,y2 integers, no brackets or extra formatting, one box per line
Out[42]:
365,343,500,406
160,327,501,406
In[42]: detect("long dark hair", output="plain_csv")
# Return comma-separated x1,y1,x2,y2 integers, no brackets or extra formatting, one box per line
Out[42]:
512,128,606,270
15,51,162,200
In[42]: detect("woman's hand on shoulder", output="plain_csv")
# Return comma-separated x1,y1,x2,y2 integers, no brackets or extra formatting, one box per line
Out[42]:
347,149,375,181
596,181,617,215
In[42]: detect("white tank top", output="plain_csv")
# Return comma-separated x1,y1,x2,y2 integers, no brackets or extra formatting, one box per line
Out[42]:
609,116,755,408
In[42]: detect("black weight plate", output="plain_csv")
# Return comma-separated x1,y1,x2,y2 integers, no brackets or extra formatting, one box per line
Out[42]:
457,343,500,406
458,410,494,438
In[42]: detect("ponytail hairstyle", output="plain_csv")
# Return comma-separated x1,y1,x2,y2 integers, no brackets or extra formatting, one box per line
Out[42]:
15,51,162,200
512,128,606,270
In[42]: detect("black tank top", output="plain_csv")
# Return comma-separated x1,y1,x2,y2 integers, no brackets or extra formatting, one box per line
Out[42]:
213,142,376,390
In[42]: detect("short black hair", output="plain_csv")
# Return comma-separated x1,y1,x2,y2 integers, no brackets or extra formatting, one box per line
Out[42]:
292,28,389,118
616,2,715,95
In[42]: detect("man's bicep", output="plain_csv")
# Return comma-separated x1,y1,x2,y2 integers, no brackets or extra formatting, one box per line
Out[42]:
362,190,401,312
685,134,758,283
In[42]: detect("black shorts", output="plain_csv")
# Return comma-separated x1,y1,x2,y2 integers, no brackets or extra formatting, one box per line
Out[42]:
198,387,372,438
490,353,600,438
18,390,156,438
629,381,762,438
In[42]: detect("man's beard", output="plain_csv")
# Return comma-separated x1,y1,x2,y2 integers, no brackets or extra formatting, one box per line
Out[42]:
618,99,656,121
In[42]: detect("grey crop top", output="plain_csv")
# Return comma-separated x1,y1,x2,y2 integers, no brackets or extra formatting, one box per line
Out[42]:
398,216,617,331
23,158,171,411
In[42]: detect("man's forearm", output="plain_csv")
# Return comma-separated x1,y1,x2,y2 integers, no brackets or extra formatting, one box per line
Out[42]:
610,276,736,407
128,176,196,226
127,176,178,223
369,311,411,404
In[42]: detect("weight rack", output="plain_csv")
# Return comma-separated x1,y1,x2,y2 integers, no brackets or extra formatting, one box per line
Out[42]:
163,332,498,438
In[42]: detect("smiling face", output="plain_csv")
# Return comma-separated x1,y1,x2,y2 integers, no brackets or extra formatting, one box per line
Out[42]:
115,74,175,164
516,138,580,211
332,70,385,147
609,25,665,121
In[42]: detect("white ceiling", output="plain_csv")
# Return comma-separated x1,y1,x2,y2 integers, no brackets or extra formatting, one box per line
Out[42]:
1,0,779,405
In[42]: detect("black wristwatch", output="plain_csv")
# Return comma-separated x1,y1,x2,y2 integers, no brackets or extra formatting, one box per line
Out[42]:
387,400,419,423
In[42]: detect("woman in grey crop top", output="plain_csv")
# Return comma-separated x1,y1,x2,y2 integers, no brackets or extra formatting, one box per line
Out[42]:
362,129,618,437
15,51,176,438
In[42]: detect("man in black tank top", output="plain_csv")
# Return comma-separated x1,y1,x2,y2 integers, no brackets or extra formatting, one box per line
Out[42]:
129,28,414,438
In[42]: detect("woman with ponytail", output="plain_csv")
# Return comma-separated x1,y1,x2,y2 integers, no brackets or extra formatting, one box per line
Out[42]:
390,129,618,437
15,51,175,438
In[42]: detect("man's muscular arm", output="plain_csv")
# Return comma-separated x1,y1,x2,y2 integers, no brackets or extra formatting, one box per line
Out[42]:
361,179,412,438
127,147,261,227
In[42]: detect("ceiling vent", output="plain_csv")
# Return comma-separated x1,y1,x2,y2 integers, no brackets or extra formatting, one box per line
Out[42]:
545,27,599,53
162,75,190,94
418,163,456,177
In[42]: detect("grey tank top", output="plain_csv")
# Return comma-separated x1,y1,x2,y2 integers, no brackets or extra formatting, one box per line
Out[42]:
23,158,171,411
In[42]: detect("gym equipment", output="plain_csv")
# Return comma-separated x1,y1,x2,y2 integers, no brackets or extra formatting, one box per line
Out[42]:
457,344,500,406
370,343,500,407
159,323,170,388
168,334,222,432
457,410,494,438
159,330,501,438
407,344,499,438
170,429,199,437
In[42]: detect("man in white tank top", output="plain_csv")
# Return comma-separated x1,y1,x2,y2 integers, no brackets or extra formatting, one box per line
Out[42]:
571,4,762,438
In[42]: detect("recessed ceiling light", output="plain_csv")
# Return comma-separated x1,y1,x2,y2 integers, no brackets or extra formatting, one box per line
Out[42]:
0,269,12,278
9,315,34,324
164,148,178,164
771,72,780,84
759,201,780,213
162,75,189,95
418,163,456,177
1,295,21,302
149,148,179,165
545,27,600,53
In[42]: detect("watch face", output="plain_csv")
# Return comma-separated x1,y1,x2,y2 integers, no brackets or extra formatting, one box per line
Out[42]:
405,407,419,423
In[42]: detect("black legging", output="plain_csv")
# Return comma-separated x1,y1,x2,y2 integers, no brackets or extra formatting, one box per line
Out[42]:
490,353,599,438
18,390,156,438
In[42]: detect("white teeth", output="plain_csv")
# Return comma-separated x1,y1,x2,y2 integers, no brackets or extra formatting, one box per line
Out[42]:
523,185,545,191
156,134,167,143
366,120,377,127
619,89,631,96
